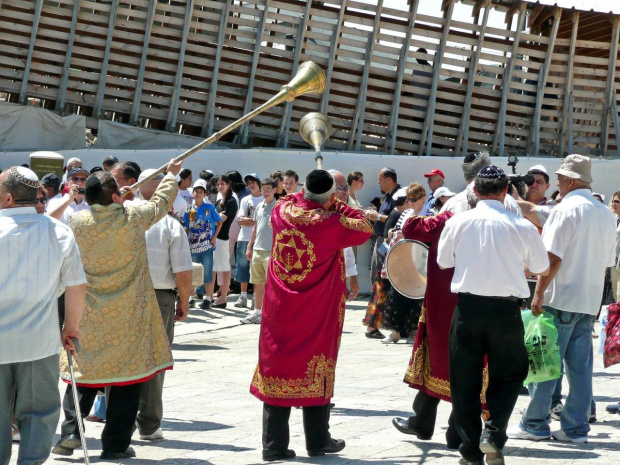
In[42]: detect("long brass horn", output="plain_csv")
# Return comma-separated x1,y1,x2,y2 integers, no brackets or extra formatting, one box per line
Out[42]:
126,61,327,195
299,112,332,170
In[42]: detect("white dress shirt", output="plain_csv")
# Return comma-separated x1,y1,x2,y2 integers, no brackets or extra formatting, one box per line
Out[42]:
441,184,522,217
47,195,90,225
437,200,549,298
0,207,86,363
344,247,357,278
542,189,616,315
145,214,194,290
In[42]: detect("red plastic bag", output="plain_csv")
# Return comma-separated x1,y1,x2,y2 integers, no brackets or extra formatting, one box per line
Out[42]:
604,302,620,368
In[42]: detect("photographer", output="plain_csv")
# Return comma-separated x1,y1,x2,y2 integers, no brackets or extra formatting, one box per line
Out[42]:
437,165,549,465
46,167,91,224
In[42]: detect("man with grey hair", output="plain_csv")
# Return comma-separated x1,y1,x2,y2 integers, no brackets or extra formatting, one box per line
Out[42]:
441,152,522,216
250,170,372,461
0,166,86,464
509,155,616,444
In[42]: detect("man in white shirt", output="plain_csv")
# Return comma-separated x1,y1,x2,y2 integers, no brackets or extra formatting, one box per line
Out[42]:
135,169,194,441
525,165,551,205
437,165,549,465
441,152,522,217
282,170,300,195
0,166,86,464
47,167,91,224
233,173,264,308
510,155,616,444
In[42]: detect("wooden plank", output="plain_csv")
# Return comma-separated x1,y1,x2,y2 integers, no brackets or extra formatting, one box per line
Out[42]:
418,0,455,156
319,0,347,115
560,11,579,157
17,0,43,104
384,0,419,154
166,0,196,132
612,90,620,152
128,0,157,126
92,0,119,119
491,2,525,156
240,0,271,145
276,0,312,148
456,0,490,156
600,16,620,155
526,7,560,156
348,0,383,152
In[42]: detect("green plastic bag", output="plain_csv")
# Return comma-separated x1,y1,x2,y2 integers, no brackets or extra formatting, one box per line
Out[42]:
521,310,562,385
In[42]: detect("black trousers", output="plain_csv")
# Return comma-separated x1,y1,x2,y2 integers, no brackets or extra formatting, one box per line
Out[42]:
408,391,460,446
61,383,142,453
262,403,331,451
449,294,528,462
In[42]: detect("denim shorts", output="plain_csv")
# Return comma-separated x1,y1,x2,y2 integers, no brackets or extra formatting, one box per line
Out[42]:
235,241,251,283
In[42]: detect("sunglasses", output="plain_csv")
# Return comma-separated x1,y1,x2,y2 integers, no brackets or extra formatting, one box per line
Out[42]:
36,197,47,205
613,200,620,204
407,197,423,202
70,177,87,182
335,185,349,192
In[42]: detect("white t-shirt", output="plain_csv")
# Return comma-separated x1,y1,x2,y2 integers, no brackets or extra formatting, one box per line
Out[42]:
46,195,91,225
437,200,549,298
237,194,264,242
173,193,188,220
542,189,616,314
179,188,194,209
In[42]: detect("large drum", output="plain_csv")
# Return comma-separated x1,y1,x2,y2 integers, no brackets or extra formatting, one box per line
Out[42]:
385,239,429,299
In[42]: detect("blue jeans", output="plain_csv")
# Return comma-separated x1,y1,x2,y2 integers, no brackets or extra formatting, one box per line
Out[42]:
94,394,107,420
234,241,250,283
520,306,595,438
192,249,214,295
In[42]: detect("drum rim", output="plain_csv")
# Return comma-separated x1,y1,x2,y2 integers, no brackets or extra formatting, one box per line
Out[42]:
384,239,429,300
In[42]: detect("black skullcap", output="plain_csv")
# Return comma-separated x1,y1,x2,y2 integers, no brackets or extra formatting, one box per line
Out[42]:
305,170,334,195
463,152,480,164
90,166,104,174
41,172,61,187
477,165,506,179
104,155,119,164
84,175,102,197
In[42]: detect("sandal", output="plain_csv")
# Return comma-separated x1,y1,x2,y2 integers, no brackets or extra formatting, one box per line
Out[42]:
381,333,400,344
365,329,385,339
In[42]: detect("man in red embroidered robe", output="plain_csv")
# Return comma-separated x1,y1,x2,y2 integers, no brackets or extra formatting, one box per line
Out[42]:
250,170,372,462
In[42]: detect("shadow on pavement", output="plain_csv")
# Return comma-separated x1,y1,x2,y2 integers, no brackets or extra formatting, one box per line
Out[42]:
171,344,228,351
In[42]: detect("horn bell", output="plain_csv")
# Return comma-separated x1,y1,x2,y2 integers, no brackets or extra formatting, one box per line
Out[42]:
299,112,333,152
281,62,327,102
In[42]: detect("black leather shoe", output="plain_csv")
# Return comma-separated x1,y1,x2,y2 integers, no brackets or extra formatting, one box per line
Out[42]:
307,438,345,456
100,446,136,459
392,417,432,440
51,434,81,456
262,449,296,462
606,403,620,414
211,302,227,309
479,436,504,465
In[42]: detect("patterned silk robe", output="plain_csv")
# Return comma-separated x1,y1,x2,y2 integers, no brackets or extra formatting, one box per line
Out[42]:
250,193,372,407
59,174,178,386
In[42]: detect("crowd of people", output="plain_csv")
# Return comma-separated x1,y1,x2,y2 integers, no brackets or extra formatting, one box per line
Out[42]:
1,150,620,464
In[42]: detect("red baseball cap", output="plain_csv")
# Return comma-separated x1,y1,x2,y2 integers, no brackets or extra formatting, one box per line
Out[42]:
424,169,445,179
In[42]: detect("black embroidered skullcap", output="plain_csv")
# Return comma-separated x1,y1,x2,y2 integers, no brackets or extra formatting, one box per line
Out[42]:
305,170,334,195
9,166,39,189
477,165,506,179
84,175,102,197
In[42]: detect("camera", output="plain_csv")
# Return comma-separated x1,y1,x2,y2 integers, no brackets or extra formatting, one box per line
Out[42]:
506,155,534,199
77,187,85,195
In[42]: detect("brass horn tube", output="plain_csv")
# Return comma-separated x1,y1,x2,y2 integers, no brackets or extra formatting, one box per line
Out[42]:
126,61,327,195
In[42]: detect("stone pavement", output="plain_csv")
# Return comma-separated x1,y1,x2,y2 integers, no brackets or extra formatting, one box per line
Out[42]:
11,298,620,465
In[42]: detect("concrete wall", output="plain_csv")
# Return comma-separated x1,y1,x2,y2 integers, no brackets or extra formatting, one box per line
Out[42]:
3,149,620,293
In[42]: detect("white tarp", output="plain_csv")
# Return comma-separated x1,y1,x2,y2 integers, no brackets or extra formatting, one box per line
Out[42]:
97,120,230,150
0,102,85,151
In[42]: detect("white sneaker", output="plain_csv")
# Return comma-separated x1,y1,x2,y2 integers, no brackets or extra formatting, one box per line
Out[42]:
507,425,550,441
549,403,563,421
139,427,163,440
234,296,248,308
240,310,262,324
552,430,587,443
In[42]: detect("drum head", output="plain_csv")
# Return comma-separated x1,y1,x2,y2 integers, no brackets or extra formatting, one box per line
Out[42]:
385,239,429,299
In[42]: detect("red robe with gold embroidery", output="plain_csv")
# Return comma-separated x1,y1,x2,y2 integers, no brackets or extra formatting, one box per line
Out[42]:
250,192,372,407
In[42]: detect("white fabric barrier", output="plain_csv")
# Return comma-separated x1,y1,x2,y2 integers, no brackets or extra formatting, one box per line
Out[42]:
0,102,85,151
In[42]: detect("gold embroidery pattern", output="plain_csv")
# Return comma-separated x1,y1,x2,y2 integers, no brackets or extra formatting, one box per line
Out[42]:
339,251,345,282
272,229,316,283
282,203,332,226
404,341,451,398
338,294,346,326
339,215,373,233
251,354,336,399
